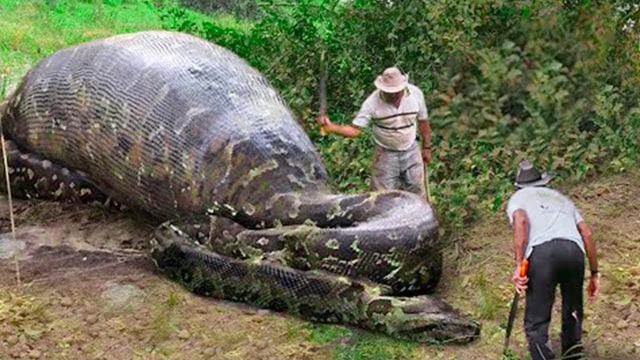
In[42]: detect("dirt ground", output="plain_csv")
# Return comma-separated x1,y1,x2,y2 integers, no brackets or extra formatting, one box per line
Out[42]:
0,173,639,359
0,199,333,360
425,173,640,360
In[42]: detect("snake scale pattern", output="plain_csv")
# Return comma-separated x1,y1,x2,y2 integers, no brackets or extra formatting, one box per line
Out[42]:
0,31,479,343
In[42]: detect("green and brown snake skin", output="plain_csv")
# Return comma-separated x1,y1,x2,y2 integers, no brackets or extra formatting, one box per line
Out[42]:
0,31,480,343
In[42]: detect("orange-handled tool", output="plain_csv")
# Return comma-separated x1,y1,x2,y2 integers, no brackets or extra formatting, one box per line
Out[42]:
519,259,529,278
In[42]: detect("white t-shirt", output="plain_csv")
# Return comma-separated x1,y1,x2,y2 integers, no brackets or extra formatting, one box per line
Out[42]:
506,186,585,258
352,84,428,151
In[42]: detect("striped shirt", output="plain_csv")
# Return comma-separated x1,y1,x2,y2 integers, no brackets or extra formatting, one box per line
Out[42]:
352,84,428,151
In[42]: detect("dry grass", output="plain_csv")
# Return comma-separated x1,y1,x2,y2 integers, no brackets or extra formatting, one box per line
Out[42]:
1,173,637,359
415,172,640,359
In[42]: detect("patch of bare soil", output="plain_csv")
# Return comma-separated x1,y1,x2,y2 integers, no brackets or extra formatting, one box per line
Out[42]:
0,201,330,360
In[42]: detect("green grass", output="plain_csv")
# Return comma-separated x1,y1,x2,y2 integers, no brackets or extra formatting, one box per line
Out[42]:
305,324,419,360
0,0,165,91
0,0,254,94
334,335,415,360
149,290,182,342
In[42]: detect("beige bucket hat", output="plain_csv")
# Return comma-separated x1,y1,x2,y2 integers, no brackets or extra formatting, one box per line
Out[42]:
374,67,408,93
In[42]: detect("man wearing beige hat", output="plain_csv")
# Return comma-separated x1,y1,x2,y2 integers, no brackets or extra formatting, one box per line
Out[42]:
317,67,431,198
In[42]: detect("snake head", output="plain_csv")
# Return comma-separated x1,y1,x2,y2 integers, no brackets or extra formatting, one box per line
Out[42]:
365,295,481,344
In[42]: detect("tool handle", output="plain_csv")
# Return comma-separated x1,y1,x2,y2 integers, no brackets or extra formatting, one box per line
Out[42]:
319,72,327,117
424,164,432,203
318,51,328,137
519,259,529,278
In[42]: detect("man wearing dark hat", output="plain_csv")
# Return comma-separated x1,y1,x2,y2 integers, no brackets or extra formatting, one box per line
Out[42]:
317,67,431,198
508,160,600,360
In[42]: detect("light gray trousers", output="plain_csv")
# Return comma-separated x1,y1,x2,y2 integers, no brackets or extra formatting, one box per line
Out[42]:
371,142,426,199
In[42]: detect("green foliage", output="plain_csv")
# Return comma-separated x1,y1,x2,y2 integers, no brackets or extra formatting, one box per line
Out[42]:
2,0,638,233
501,349,521,360
179,0,262,19
0,291,51,342
157,0,640,232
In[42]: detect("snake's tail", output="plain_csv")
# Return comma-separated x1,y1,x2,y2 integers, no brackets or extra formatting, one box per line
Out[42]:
0,139,117,206
0,80,10,116
151,222,480,344
0,99,7,121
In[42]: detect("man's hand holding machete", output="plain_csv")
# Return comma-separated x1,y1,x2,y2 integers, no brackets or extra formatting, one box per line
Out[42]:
511,209,529,297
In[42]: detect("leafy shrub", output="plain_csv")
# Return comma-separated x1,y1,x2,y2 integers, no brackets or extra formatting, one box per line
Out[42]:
156,0,640,232
178,0,261,19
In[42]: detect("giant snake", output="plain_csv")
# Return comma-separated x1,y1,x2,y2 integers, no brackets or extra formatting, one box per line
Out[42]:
0,31,479,343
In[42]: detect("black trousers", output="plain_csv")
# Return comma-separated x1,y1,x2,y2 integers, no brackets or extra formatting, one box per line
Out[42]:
525,239,585,360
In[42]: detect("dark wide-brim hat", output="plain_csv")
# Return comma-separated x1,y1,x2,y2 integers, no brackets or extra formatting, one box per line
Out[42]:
515,160,554,188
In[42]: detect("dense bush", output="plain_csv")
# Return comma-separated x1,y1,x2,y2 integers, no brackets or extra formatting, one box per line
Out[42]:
156,0,640,231
178,0,262,19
